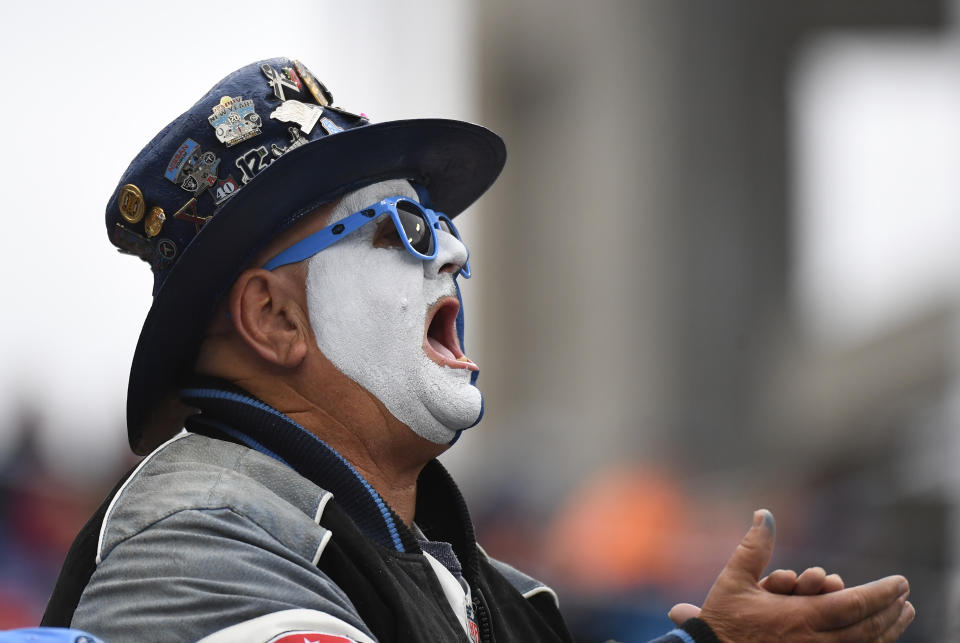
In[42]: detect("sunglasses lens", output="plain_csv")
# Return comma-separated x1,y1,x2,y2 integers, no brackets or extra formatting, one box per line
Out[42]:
396,201,433,255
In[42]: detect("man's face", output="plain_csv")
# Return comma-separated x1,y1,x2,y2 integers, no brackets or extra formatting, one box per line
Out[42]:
304,179,482,444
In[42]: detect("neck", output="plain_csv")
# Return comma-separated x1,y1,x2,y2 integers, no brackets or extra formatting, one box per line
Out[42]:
196,337,446,525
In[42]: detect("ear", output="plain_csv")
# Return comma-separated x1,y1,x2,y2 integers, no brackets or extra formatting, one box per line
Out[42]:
228,268,309,369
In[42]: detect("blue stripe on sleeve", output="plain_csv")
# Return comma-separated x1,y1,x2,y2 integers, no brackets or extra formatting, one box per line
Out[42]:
667,628,696,643
645,629,696,643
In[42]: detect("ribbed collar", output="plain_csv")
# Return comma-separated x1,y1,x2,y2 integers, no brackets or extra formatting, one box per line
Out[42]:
179,378,482,580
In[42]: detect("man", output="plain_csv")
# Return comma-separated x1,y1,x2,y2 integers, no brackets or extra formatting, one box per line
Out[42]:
43,59,913,642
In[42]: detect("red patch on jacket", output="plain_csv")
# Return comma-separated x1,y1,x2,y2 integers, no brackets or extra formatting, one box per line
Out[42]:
267,633,355,643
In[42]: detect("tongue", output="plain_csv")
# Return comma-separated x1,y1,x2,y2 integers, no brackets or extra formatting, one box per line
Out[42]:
428,336,456,359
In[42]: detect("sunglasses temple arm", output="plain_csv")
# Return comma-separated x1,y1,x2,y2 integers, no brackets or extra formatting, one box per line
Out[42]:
262,209,379,270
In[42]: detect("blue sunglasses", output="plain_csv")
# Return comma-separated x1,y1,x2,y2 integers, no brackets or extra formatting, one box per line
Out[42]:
263,196,471,278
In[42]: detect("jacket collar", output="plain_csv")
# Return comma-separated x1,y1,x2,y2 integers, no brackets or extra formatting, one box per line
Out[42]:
179,378,481,578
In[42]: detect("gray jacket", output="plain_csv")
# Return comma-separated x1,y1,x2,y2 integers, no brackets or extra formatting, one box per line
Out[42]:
71,432,560,642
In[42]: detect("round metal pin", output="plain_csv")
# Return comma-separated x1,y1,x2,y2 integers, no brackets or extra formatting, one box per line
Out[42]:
156,238,178,270
145,206,166,238
118,184,146,224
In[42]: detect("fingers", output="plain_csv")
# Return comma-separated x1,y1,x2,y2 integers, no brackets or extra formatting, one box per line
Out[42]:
827,595,915,643
822,573,844,593
882,601,916,643
810,575,909,630
795,566,827,595
759,569,797,594
722,509,777,583
762,567,845,595
667,603,701,625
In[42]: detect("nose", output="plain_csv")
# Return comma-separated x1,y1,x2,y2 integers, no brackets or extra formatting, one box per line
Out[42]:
425,228,469,279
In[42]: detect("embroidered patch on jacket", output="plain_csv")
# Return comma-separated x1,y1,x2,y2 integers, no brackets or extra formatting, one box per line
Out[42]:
267,633,355,643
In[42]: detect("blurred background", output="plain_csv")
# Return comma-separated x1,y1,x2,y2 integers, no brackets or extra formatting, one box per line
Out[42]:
0,0,958,640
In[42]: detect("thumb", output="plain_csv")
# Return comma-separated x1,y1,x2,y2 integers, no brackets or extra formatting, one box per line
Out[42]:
722,509,776,583
667,603,701,625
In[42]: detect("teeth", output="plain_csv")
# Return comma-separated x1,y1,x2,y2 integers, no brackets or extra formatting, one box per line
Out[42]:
458,355,480,371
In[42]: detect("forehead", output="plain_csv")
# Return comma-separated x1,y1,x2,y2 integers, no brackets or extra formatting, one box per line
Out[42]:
250,179,418,268
327,179,418,225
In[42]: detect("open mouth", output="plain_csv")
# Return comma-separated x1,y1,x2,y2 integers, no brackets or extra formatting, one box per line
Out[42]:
423,296,479,371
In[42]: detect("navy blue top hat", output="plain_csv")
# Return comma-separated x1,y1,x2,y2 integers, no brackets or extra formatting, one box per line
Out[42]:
107,57,506,454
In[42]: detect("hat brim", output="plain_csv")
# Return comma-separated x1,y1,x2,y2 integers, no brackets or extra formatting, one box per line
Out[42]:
127,119,506,454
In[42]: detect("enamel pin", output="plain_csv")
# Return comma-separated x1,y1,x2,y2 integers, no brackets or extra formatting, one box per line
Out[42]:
286,126,308,150
235,127,308,184
173,197,210,232
165,139,221,196
292,60,332,107
320,117,343,134
281,66,302,92
179,150,221,195
208,96,262,147
270,99,322,134
112,223,153,260
261,64,301,101
164,139,200,182
327,104,367,121
269,126,308,159
144,206,166,238
118,184,145,224
235,146,270,184
156,238,177,270
214,175,239,205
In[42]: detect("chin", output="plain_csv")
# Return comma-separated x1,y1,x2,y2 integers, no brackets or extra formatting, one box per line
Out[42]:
411,358,483,444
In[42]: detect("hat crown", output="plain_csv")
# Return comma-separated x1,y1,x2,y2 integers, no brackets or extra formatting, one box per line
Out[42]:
106,57,366,295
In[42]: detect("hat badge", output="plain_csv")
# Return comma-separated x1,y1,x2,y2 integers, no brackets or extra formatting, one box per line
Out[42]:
208,96,262,147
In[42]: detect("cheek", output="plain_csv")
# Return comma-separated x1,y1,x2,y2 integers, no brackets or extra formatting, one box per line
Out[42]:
306,245,426,342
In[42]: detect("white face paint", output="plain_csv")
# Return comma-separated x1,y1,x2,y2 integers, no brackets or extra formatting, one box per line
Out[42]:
304,179,482,444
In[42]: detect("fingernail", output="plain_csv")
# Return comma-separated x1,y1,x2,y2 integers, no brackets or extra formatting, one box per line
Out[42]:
898,579,909,595
753,509,775,535
905,601,916,619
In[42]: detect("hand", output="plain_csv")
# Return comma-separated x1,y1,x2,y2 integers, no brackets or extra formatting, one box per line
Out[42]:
670,541,846,624
668,510,914,642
